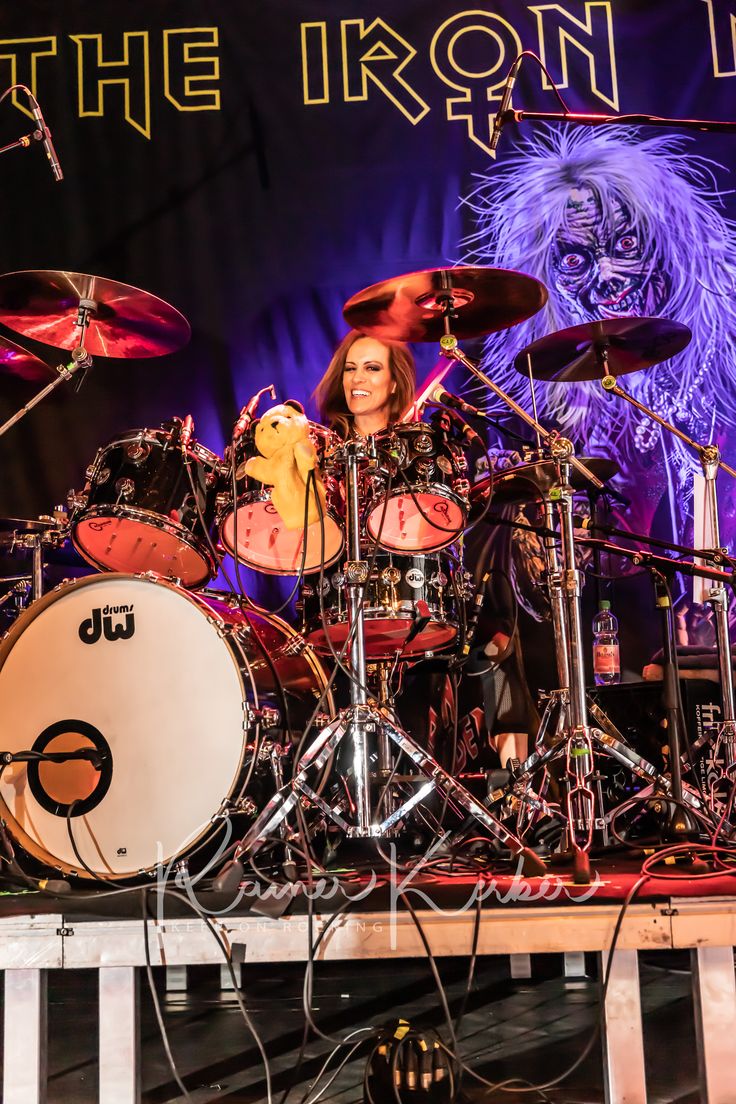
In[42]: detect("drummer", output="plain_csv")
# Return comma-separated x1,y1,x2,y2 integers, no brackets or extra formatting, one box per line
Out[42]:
314,329,533,773
314,329,416,437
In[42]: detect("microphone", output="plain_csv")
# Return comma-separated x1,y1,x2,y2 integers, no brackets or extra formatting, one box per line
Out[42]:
438,405,481,446
489,55,523,159
180,414,195,451
430,385,489,422
232,384,277,441
401,600,432,650
27,93,63,182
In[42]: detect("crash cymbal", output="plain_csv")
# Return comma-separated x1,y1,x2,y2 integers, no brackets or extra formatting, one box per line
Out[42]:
0,270,191,358
514,317,691,382
0,334,52,382
471,457,620,504
343,266,548,342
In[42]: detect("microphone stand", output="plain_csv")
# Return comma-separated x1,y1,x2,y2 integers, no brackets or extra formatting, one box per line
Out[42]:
498,108,736,137
596,368,736,788
581,518,736,567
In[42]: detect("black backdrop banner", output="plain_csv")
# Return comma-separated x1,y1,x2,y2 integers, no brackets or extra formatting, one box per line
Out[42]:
0,2,734,632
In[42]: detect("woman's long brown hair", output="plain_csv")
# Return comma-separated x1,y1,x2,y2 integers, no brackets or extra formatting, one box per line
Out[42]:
313,329,416,438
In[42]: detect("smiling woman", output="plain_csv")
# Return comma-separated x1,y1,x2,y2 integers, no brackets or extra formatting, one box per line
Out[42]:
314,329,416,438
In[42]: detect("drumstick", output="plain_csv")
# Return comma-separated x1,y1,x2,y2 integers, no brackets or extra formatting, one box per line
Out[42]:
398,356,453,422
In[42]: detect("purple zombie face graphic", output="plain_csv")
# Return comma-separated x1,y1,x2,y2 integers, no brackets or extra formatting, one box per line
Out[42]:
461,128,736,474
552,189,667,321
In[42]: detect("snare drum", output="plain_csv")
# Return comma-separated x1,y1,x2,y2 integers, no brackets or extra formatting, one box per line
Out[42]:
299,550,461,660
365,423,470,553
219,421,344,575
71,421,222,588
0,573,331,879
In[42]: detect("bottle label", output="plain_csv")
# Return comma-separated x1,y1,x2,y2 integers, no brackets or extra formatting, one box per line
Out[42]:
593,643,619,674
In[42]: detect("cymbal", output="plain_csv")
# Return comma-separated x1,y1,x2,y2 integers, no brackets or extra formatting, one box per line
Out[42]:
343,266,548,342
0,335,52,382
471,457,620,504
0,516,62,535
514,317,691,382
0,270,191,358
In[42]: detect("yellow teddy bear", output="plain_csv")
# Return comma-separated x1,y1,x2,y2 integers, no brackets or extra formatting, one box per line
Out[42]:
244,401,327,530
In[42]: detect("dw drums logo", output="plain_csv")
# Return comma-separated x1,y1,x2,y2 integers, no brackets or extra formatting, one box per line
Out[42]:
79,604,135,644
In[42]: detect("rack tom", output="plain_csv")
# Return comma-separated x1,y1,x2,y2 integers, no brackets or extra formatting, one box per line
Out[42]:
365,424,469,553
219,422,344,575
71,420,222,588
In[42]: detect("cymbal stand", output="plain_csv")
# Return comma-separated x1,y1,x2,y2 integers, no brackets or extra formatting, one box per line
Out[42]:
0,347,93,441
599,365,736,798
438,318,605,880
223,438,547,876
489,496,700,853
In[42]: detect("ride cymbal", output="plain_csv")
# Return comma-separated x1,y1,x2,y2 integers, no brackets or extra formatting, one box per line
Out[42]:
343,266,548,342
471,457,621,504
514,317,691,382
0,270,191,358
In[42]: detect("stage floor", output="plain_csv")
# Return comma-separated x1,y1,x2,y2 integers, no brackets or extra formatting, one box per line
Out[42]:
1,854,735,1103
15,951,700,1104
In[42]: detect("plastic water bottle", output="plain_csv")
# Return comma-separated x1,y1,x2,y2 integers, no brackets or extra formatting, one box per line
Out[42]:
592,601,620,685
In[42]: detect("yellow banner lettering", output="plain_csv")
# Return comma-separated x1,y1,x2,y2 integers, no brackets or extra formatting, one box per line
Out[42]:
430,11,522,156
340,18,429,124
301,22,329,104
163,28,220,111
530,2,619,109
703,0,736,76
70,32,150,138
0,37,57,119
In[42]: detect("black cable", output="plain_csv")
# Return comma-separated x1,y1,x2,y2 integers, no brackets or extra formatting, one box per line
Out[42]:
141,889,195,1102
155,885,274,1104
507,49,571,114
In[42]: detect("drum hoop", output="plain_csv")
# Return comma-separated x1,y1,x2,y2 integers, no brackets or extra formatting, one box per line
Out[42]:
314,603,457,626
0,574,333,879
71,504,217,585
218,497,345,575
95,429,221,467
370,482,466,506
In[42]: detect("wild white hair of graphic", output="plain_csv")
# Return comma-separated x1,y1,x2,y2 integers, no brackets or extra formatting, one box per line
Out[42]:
462,126,736,469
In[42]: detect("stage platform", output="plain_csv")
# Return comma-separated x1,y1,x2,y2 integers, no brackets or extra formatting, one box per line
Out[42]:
2,859,736,1104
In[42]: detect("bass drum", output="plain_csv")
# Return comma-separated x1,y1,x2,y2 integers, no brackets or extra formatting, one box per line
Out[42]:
0,574,331,880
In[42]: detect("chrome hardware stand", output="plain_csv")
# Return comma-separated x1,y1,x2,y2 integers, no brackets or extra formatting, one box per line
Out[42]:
227,438,546,875
599,369,736,781
0,347,93,441
438,318,603,881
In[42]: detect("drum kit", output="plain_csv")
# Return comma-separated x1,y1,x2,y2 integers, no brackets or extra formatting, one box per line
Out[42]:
0,263,732,888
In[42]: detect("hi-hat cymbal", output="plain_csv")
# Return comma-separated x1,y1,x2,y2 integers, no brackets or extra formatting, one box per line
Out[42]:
0,516,60,535
343,266,548,342
514,317,691,382
471,457,620,505
0,270,191,358
0,335,52,382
